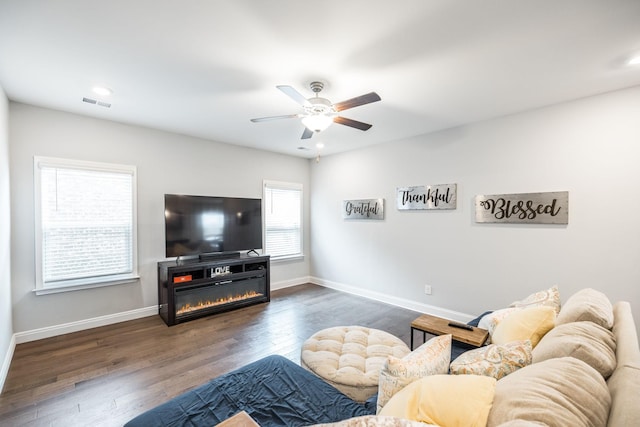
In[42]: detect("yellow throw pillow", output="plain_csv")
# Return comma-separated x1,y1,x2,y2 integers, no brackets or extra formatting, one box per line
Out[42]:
491,306,555,348
376,334,451,413
379,374,496,427
477,307,520,344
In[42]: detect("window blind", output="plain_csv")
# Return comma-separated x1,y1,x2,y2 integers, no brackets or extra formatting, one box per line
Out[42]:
34,157,138,291
263,181,302,258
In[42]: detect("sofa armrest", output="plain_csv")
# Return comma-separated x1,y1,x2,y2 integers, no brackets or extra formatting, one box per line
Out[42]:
607,301,640,427
611,302,640,366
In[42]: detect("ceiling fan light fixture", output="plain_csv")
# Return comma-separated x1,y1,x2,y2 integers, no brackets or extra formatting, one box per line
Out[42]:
92,85,113,96
301,114,334,132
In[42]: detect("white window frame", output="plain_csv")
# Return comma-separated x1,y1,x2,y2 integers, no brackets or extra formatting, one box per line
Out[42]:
33,156,139,295
263,180,304,261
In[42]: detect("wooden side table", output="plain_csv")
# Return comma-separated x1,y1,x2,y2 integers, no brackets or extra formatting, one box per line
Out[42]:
410,313,489,349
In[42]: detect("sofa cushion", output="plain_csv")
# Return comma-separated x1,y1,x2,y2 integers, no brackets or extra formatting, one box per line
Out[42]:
450,340,532,379
379,374,496,427
487,357,611,427
491,306,555,348
376,334,451,413
509,285,561,314
555,288,613,329
532,321,616,379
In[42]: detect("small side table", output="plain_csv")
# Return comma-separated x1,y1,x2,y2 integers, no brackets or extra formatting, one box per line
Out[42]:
410,313,489,350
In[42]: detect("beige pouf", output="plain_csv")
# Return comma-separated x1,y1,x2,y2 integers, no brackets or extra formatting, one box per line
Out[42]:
300,325,411,402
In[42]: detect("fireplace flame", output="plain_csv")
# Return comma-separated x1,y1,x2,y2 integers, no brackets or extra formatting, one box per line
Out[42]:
176,291,263,316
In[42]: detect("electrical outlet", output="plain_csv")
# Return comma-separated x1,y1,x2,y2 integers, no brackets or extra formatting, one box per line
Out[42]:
424,285,432,295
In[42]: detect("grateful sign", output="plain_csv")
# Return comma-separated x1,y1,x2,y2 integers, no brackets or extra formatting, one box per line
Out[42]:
396,184,457,210
343,199,384,220
475,191,568,224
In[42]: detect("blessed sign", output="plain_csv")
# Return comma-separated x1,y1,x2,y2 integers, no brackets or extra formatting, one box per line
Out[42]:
397,184,457,210
343,199,384,220
475,191,569,224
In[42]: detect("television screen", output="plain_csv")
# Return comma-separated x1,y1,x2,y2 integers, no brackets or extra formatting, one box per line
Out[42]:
164,194,262,258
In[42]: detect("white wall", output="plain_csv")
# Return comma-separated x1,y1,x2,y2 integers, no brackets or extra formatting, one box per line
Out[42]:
310,86,640,331
0,85,15,389
9,103,310,335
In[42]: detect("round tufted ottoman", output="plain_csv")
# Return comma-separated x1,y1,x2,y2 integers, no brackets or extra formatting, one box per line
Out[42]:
300,325,411,402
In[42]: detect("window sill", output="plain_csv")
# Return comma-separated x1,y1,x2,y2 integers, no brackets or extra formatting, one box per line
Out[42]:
34,275,140,295
270,254,305,263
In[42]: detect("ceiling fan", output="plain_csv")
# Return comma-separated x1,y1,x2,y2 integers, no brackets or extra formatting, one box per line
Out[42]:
250,81,381,139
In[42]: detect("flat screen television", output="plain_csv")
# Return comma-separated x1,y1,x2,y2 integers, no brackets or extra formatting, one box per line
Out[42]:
164,194,262,258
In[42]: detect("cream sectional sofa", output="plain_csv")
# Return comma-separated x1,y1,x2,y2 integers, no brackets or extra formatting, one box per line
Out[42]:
365,288,640,427
487,299,639,427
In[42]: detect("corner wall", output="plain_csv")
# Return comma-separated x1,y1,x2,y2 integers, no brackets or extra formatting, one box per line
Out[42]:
310,86,640,331
0,84,14,390
9,103,310,335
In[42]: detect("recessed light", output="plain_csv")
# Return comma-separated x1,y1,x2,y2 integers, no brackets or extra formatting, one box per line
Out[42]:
316,142,325,149
92,86,113,96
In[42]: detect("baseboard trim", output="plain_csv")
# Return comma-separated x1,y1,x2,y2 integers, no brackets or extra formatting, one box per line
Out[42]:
0,334,16,393
14,305,159,345
271,276,311,291
310,276,475,323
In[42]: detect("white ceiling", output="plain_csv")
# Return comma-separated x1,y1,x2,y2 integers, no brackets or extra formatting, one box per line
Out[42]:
1,1,640,158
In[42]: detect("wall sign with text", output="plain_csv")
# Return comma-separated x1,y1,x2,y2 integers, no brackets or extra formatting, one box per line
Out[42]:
343,199,384,220
475,191,569,224
396,184,457,210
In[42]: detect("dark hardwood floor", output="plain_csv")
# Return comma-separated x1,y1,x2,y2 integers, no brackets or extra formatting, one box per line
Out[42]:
0,284,423,427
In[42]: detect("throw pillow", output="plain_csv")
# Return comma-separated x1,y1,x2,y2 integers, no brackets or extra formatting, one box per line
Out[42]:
450,340,532,379
555,288,613,329
376,334,451,413
491,305,555,348
379,374,496,427
487,357,611,427
509,285,561,314
532,321,616,378
478,307,520,343
310,415,438,427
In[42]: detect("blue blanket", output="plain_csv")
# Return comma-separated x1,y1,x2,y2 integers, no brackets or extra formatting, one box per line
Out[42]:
124,354,373,426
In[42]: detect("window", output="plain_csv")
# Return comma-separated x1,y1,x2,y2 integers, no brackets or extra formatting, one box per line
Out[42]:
34,156,138,294
263,180,303,260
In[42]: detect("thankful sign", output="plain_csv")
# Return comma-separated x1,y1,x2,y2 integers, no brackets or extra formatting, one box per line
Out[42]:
396,184,457,210
475,191,569,224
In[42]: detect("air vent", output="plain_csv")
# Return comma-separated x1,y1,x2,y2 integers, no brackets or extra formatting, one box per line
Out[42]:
297,146,310,150
82,97,111,108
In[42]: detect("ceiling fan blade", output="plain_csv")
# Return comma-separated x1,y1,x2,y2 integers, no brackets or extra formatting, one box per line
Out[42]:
334,116,373,131
250,114,299,123
277,85,312,107
301,127,314,139
333,92,381,112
